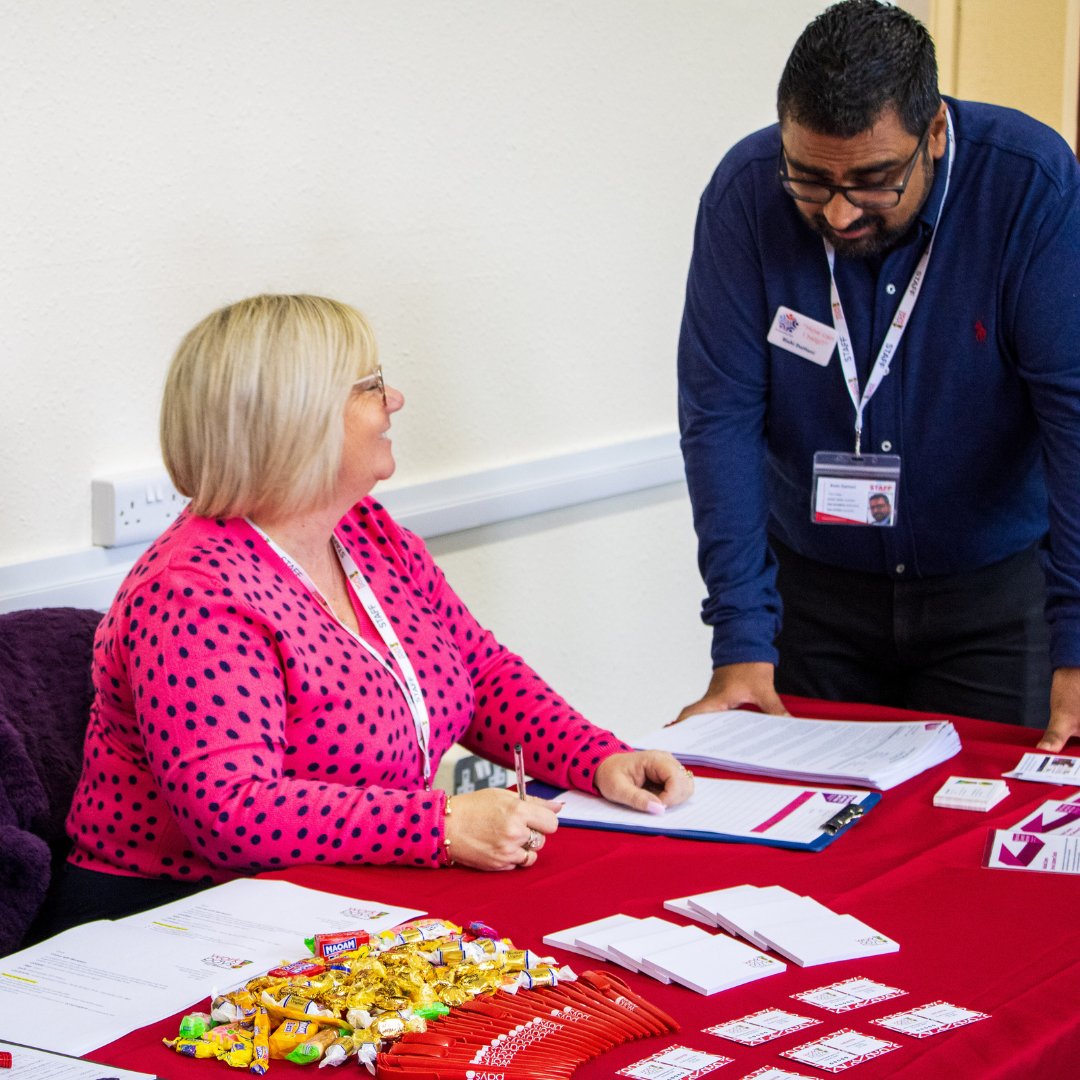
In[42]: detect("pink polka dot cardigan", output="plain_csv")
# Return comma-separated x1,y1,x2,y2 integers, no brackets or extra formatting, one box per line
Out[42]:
66,499,631,883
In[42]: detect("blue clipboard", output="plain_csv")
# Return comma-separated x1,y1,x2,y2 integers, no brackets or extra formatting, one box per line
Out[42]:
527,780,881,853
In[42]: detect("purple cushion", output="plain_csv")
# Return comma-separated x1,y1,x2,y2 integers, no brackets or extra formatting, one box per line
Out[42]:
0,607,102,956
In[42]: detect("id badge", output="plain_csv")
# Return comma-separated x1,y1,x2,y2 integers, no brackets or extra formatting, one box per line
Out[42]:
812,452,900,526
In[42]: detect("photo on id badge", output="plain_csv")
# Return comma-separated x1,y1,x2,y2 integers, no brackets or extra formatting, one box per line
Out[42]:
814,477,897,526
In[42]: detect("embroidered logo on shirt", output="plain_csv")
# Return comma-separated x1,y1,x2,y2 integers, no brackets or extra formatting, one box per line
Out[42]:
974,320,988,343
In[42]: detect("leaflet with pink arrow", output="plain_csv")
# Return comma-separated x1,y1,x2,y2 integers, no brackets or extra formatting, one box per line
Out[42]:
985,829,1080,874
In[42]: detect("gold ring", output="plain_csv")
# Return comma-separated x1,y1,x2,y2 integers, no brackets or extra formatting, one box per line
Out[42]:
524,829,542,851
683,767,694,778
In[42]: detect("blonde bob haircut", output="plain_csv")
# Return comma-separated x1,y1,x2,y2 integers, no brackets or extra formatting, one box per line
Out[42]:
161,294,379,520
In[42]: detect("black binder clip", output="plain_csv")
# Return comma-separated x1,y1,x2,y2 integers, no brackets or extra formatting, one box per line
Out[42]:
822,804,865,835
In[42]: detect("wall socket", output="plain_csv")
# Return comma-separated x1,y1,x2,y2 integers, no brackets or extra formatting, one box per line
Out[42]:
91,467,190,548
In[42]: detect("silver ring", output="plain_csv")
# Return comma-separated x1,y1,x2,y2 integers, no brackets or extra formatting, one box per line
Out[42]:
524,829,542,851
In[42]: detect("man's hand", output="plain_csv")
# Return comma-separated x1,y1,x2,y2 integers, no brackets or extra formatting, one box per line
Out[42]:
674,662,788,725
1036,667,1080,751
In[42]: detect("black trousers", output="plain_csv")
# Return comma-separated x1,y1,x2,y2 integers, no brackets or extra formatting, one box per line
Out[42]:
25,864,211,946
772,537,1052,728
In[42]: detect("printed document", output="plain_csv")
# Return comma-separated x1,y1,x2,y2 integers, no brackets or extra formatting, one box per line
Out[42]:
552,777,864,845
637,709,959,789
0,879,424,1056
0,1041,156,1080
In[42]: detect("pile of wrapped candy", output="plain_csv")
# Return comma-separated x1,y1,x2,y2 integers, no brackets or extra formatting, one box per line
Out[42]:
163,917,598,1072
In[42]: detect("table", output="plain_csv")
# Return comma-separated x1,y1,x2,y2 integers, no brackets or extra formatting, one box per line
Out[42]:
89,699,1080,1079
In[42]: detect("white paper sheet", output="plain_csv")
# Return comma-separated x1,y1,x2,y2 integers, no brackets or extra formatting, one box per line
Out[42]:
116,877,426,954
638,710,959,790
0,1041,157,1080
0,879,425,1056
553,778,864,846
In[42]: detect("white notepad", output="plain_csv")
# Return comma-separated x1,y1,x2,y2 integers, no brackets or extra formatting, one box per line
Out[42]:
736,896,835,948
607,922,712,979
542,913,639,956
691,884,802,935
759,912,899,967
664,894,716,924
574,915,673,964
642,932,787,995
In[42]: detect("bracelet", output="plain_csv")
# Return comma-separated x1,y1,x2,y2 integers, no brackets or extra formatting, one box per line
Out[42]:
441,796,455,866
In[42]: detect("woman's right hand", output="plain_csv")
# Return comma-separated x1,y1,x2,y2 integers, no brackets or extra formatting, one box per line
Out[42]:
444,789,563,871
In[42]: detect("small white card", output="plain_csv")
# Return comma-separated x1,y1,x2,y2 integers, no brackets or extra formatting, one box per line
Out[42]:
985,829,1080,873
618,1044,732,1080
1003,752,1080,785
793,977,907,1013
781,1029,900,1072
871,1000,989,1038
704,1008,820,1046
813,473,898,527
768,306,837,366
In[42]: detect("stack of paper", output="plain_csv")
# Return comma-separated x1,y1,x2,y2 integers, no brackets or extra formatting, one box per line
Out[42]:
542,914,785,995
637,709,960,790
933,776,1010,811
1003,752,1080,785
677,885,899,967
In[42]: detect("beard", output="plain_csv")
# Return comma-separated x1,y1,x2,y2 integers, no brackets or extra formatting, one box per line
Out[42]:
808,154,934,258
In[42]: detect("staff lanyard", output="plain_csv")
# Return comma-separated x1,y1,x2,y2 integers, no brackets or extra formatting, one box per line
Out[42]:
246,520,433,787
826,108,955,456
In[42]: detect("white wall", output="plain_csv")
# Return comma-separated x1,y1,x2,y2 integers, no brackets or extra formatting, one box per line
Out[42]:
1,0,827,741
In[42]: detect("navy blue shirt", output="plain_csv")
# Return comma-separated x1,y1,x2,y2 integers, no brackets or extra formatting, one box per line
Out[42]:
678,99,1080,670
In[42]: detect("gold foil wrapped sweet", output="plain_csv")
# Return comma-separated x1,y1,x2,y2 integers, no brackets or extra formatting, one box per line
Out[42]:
165,917,562,1072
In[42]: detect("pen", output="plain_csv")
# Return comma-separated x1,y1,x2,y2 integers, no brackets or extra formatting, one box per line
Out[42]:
514,742,526,800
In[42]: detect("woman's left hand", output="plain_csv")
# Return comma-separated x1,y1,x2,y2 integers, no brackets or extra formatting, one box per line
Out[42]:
594,750,694,815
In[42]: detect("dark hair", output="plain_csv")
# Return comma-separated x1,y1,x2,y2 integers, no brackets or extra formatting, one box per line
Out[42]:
777,0,940,137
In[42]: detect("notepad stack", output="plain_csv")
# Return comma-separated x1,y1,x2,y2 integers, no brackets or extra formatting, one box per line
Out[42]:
672,884,899,967
933,776,1009,811
543,913,787,996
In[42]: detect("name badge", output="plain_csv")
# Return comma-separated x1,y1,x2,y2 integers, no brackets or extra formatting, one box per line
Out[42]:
767,306,838,367
812,452,901,527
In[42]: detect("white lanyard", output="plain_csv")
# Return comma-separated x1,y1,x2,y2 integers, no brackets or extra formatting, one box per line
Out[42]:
246,520,433,786
826,108,955,456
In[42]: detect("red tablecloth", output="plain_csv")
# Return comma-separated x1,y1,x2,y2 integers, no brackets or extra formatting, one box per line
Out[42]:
90,699,1080,1079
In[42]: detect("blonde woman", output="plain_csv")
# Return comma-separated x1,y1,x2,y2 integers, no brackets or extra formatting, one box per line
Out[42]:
51,295,691,931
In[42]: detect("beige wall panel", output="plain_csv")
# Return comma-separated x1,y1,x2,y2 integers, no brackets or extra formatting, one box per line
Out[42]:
938,0,1079,147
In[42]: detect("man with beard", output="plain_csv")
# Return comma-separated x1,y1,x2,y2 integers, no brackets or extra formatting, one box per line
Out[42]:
676,0,1080,750
868,493,892,526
